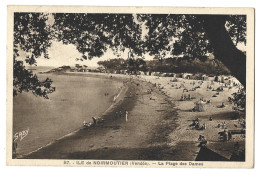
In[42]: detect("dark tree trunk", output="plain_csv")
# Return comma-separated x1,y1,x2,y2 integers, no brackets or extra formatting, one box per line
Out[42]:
198,15,246,87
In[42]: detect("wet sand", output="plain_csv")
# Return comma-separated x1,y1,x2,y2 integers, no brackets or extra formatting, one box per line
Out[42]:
13,73,123,157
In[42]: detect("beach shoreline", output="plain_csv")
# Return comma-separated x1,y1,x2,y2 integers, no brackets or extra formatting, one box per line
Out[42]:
22,72,245,161
16,72,128,158
23,72,180,160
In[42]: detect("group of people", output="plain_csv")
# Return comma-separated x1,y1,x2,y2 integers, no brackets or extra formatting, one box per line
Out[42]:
218,129,232,141
207,84,213,90
83,116,104,128
115,110,128,122
180,93,191,101
198,135,207,147
190,118,207,130
147,88,153,94
217,121,227,129
216,121,234,141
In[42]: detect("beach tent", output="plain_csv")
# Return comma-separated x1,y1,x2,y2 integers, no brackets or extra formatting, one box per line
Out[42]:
151,72,156,76
201,75,208,81
214,76,224,83
186,74,191,79
161,73,167,77
181,73,186,79
217,76,225,83
140,71,145,75
168,73,177,78
181,73,193,79
154,72,160,76
193,101,205,112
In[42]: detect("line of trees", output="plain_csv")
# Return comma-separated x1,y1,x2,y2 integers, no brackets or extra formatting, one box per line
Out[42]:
97,57,231,76
97,57,147,74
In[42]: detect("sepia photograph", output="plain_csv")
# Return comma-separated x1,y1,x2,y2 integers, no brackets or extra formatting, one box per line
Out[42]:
6,6,254,168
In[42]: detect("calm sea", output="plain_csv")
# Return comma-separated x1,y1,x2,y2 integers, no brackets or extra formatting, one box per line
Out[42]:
13,67,123,157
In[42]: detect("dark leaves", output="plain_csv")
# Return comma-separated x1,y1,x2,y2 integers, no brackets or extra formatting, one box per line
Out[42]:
13,61,55,99
14,13,52,60
14,13,54,98
231,88,246,112
225,15,246,46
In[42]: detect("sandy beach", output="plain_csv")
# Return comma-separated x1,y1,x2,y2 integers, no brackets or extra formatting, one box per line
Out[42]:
13,72,123,157
140,75,245,160
23,72,245,160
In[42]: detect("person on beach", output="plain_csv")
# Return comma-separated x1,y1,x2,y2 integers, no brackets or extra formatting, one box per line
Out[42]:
180,94,184,101
198,135,205,141
198,136,207,147
222,121,226,129
223,129,229,141
187,94,191,100
202,123,206,130
92,117,97,125
125,111,128,121
195,121,200,129
228,131,232,141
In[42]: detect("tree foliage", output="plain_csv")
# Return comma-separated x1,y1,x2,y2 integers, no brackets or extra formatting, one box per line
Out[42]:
14,13,55,98
13,13,247,98
138,14,213,59
231,88,246,112
98,57,230,75
97,57,147,74
53,13,143,60
97,58,126,70
226,15,246,46
138,14,179,59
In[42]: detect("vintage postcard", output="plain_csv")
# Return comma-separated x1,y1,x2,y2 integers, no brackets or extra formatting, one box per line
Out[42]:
6,6,254,168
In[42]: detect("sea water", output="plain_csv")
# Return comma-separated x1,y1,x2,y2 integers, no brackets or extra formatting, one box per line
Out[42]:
13,71,122,157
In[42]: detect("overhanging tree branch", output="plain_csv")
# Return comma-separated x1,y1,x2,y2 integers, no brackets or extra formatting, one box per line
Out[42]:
197,15,246,87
